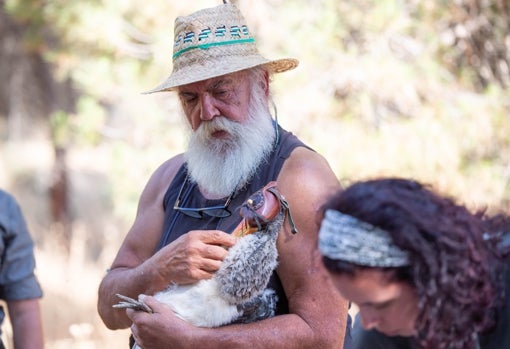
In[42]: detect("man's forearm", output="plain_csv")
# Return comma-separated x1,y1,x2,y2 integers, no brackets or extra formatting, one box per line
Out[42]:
98,264,166,329
182,313,345,349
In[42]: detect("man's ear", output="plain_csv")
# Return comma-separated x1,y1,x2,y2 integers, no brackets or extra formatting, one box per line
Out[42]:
261,71,270,97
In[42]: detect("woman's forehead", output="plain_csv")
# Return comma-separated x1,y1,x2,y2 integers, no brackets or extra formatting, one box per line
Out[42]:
333,269,406,302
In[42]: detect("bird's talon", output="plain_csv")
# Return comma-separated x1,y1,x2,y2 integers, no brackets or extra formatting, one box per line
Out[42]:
113,293,153,313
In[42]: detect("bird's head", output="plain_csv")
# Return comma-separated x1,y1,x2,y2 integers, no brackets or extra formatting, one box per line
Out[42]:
233,181,298,237
238,181,280,231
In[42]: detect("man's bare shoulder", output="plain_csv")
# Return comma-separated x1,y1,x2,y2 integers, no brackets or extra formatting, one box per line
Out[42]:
278,146,340,198
144,154,185,193
154,154,185,180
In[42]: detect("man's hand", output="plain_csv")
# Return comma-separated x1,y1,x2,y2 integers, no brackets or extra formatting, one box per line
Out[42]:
149,230,238,285
128,295,196,349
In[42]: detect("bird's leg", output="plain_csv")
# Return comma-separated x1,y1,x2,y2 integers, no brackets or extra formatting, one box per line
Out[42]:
113,293,153,313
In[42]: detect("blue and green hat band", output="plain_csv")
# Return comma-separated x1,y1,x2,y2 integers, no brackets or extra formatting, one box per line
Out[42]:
173,38,255,59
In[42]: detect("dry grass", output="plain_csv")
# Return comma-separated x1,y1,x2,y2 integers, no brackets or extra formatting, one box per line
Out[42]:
0,141,132,348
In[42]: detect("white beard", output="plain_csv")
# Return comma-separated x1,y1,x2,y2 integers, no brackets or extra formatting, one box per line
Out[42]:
184,89,275,198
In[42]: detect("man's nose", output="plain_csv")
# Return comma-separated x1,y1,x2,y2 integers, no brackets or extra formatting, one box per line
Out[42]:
200,94,220,121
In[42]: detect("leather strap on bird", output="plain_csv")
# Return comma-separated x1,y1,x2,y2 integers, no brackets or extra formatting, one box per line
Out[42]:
232,181,298,237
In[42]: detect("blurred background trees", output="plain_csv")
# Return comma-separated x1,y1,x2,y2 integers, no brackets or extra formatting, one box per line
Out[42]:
0,0,509,347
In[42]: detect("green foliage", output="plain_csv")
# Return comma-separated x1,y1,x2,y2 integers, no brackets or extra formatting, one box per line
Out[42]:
266,0,510,212
3,0,510,229
49,110,70,147
417,0,510,90
73,96,107,146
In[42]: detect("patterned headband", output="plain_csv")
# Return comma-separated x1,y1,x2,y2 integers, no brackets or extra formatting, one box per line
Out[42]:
318,209,411,268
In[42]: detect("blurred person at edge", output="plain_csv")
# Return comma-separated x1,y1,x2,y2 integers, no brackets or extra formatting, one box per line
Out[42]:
318,177,510,349
0,190,44,349
97,1,351,348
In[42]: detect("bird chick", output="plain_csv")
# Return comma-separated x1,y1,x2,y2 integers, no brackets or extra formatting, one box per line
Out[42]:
152,213,283,327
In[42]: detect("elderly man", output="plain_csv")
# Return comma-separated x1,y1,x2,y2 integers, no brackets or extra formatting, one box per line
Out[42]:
97,1,350,348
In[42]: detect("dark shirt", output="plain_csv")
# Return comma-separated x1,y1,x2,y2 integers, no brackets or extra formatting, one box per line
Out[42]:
352,266,510,349
0,190,43,331
157,126,308,315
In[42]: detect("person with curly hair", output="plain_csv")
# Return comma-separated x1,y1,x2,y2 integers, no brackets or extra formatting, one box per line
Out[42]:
318,178,510,349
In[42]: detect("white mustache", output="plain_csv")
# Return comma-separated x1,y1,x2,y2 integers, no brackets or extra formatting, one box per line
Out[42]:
199,117,240,138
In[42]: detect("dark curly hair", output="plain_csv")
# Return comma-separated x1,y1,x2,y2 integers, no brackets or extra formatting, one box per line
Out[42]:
321,178,510,349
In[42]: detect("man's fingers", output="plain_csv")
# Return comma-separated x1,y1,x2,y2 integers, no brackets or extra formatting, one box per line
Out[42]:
202,243,229,260
198,230,237,247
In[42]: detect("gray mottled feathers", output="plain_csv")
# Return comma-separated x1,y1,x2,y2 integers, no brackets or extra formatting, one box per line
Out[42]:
216,213,284,304
147,212,284,328
234,288,279,324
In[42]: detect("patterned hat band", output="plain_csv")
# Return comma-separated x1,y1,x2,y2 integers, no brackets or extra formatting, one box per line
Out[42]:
144,3,298,93
318,210,411,268
172,23,254,59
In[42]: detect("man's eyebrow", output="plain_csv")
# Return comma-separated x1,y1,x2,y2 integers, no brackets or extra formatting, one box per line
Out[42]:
210,78,234,90
178,77,235,95
178,90,195,98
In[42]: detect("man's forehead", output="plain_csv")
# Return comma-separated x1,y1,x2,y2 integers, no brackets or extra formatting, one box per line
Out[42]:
178,71,247,92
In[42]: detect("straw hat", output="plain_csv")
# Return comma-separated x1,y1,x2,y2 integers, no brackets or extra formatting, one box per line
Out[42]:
144,1,299,93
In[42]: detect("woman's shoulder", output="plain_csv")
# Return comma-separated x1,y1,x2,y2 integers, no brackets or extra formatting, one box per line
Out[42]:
351,314,413,349
353,329,412,349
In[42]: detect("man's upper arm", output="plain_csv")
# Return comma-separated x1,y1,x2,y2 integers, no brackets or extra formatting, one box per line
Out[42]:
275,147,348,346
97,156,183,329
